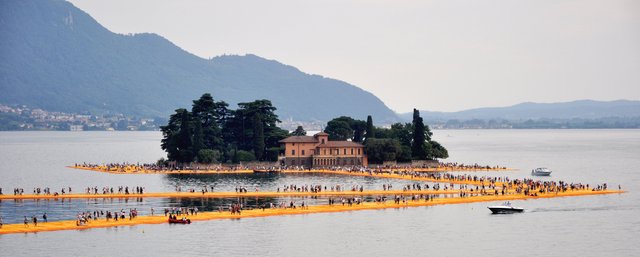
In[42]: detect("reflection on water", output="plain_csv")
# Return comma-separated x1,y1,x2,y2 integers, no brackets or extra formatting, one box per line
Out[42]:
0,130,639,257
162,173,416,192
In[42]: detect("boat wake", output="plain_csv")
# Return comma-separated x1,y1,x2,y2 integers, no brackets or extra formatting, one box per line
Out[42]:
529,205,637,213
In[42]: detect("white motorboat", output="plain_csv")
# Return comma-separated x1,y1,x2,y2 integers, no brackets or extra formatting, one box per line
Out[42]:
487,202,524,214
531,167,552,176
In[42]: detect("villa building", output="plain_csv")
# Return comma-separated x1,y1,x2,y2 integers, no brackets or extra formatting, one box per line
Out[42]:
279,132,367,168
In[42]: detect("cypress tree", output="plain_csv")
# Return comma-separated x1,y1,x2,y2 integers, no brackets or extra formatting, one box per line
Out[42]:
411,109,427,159
365,115,375,140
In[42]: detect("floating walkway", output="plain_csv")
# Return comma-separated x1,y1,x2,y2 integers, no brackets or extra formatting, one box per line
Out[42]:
0,189,463,200
0,189,622,235
69,166,513,175
70,166,511,186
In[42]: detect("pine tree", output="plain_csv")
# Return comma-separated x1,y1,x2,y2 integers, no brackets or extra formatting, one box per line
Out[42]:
191,120,205,157
176,109,194,163
292,126,306,136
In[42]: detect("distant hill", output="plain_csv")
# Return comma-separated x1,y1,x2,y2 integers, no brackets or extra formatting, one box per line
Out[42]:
0,0,398,122
400,100,640,122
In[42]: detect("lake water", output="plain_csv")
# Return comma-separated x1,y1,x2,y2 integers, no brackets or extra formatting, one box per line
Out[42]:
0,130,638,256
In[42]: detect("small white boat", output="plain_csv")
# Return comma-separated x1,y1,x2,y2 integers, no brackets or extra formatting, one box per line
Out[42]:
487,202,524,214
531,167,552,176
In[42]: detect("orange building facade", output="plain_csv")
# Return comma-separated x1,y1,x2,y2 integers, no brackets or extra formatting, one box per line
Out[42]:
279,132,368,168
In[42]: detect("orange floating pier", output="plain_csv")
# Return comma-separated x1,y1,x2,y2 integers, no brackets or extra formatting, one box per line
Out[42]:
0,189,622,235
0,189,464,200
69,166,511,186
69,165,513,175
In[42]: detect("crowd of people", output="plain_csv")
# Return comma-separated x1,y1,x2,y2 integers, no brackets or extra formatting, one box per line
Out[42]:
276,184,364,193
1,186,148,196
83,186,145,195
76,208,141,226
73,161,508,174
8,187,73,196
1,163,620,229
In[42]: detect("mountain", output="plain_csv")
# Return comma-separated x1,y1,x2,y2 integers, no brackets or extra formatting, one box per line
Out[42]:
400,100,640,122
0,0,398,122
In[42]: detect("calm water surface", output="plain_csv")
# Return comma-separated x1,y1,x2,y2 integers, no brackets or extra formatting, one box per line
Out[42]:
0,130,638,256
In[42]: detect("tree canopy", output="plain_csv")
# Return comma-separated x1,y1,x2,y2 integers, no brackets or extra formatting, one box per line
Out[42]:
327,111,448,164
325,116,366,142
161,94,288,164
161,96,448,165
291,126,306,136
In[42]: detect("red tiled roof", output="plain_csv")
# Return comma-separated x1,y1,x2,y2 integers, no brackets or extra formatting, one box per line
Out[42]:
314,132,329,136
317,141,365,148
279,136,318,143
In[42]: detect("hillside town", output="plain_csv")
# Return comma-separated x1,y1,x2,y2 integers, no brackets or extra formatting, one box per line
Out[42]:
0,104,161,131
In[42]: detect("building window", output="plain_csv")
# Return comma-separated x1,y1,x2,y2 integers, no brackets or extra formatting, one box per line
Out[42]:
292,150,295,155
302,150,305,155
324,149,327,155
358,149,361,155
321,139,325,144
351,148,354,155
344,149,346,155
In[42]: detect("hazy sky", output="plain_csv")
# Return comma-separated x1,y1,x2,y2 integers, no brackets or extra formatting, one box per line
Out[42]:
68,0,640,112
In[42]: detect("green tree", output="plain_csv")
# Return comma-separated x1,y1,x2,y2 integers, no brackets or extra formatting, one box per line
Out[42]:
231,147,239,164
429,140,449,159
225,99,281,152
374,127,393,139
192,93,228,151
265,146,284,162
292,126,306,136
365,115,375,141
325,118,353,140
398,145,412,162
191,121,205,156
324,116,366,141
160,111,181,162
236,150,257,162
160,108,195,163
252,113,265,161
365,138,402,164
351,120,367,143
411,109,427,159
197,149,221,163
264,126,289,155
176,109,195,162
390,122,413,147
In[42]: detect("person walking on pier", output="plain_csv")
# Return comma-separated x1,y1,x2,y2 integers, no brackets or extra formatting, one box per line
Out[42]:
0,216,3,229
43,213,48,223
32,216,38,226
23,216,29,227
